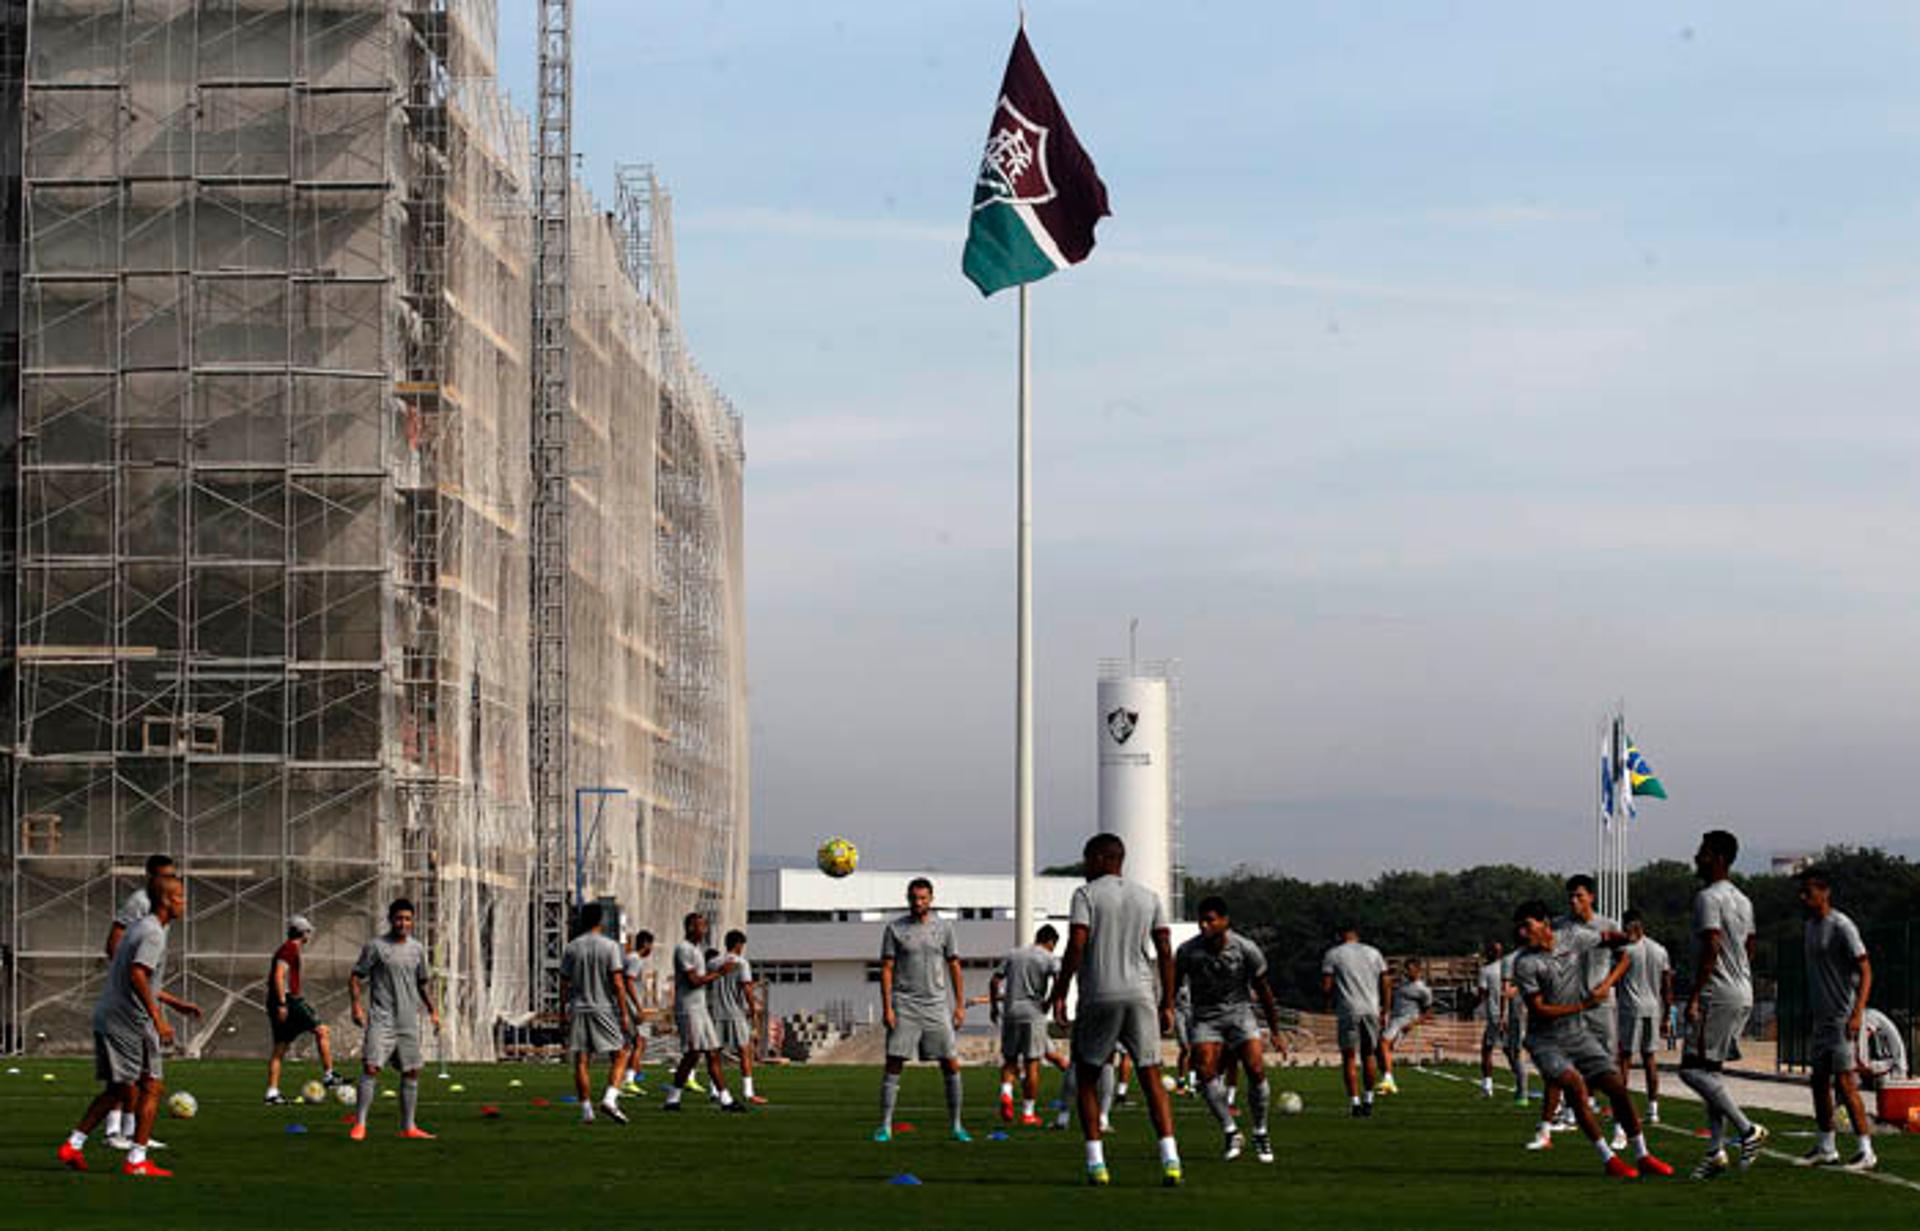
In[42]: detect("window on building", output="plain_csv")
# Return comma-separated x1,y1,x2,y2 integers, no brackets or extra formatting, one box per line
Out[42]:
865,961,882,983
761,962,813,985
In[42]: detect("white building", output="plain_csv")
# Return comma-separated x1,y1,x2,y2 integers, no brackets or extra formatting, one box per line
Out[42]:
744,868,1196,1029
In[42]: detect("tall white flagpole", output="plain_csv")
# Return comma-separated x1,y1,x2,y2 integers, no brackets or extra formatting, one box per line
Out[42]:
1015,283,1035,946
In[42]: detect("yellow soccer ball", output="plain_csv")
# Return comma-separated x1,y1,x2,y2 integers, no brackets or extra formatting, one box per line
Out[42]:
166,1091,198,1119
816,837,859,879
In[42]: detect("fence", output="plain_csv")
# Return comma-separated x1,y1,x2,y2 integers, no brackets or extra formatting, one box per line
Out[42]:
1776,919,1916,1073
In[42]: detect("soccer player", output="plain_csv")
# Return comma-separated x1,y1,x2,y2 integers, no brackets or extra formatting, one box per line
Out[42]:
662,912,743,1112
1172,981,1196,1095
874,877,968,1142
1613,909,1671,1131
99,853,174,1150
1049,832,1182,1187
58,872,201,1177
1510,899,1673,1180
561,902,633,1124
1175,896,1281,1165
614,929,654,1094
1473,941,1507,1097
1856,1007,1908,1084
992,923,1067,1126
1677,829,1767,1179
1796,868,1876,1171
1321,924,1388,1117
711,929,765,1105
348,897,440,1141
1376,957,1433,1095
1501,945,1530,1105
264,914,340,1104
1530,874,1624,1150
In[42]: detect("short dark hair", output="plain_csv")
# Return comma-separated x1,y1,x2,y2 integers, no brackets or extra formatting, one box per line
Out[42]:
724,929,746,949
145,853,175,877
1405,957,1424,971
1083,832,1126,863
1622,907,1644,926
1195,895,1229,919
1566,874,1597,897
1513,899,1552,926
634,929,654,947
683,910,704,931
1701,829,1740,865
1337,923,1358,937
907,876,934,896
577,902,604,932
1798,867,1831,890
1035,924,1059,945
704,947,718,961
388,897,416,920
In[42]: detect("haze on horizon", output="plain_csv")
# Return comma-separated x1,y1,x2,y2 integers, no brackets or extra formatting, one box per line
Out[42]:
500,2,1920,881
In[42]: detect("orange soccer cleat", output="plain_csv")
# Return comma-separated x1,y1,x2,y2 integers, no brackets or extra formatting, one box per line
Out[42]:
1603,1156,1640,1180
57,1142,88,1171
1019,1113,1043,1127
1636,1154,1674,1177
121,1159,172,1178
348,1123,367,1142
398,1126,436,1140
746,1095,769,1106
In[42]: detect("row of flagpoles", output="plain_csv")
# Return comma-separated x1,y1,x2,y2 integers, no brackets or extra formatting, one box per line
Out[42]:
1597,711,1668,921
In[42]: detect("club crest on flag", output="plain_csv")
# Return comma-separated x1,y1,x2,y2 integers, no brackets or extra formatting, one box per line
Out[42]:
1106,707,1139,745
976,98,1055,210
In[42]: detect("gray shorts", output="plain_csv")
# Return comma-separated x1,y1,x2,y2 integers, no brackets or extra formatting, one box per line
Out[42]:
1527,1027,1616,1084
364,1022,423,1072
886,1011,956,1062
1481,1019,1505,1049
676,1005,720,1053
1684,998,1749,1066
1337,1012,1380,1056
1174,1008,1193,1047
1810,1018,1855,1072
1190,1009,1261,1050
93,1026,162,1085
716,1016,753,1051
1001,1017,1051,1064
1072,999,1160,1069
1384,1013,1420,1044
568,1006,625,1056
1582,1004,1617,1054
1618,1010,1660,1056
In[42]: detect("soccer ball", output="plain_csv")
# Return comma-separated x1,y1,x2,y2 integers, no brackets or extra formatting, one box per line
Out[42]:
300,1080,327,1104
333,1082,358,1107
1277,1090,1304,1117
166,1091,198,1119
816,837,859,879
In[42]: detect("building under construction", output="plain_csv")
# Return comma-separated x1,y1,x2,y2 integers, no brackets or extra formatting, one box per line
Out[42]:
0,0,748,1056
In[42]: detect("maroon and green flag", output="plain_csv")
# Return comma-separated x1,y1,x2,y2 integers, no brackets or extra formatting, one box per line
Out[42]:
962,28,1110,297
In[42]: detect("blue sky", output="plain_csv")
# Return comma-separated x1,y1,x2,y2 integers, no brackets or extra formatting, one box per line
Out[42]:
498,2,1920,877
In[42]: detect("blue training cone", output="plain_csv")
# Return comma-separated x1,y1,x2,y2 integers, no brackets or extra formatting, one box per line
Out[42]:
285,1123,308,1134
888,1173,922,1186
987,1131,1009,1141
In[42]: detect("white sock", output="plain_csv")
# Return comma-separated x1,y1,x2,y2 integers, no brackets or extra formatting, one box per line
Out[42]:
663,1085,682,1105
266,1086,280,1099
1859,1134,1877,1157
718,1087,734,1107
1158,1135,1180,1165
602,1085,620,1108
1631,1133,1650,1158
581,1104,595,1122
1350,1095,1360,1107
1021,1100,1035,1116
1818,1129,1836,1152
1591,1138,1613,1162
104,1110,122,1138
743,1076,755,1099
129,1145,147,1166
1535,1120,1550,1137
67,1130,87,1150
1116,1082,1128,1098
1000,1081,1014,1099
1647,1099,1658,1118
1481,1076,1493,1093
1085,1140,1105,1167
1363,1091,1374,1106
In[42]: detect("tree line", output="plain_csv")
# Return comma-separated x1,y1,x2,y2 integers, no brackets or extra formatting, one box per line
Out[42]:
1184,846,1920,1011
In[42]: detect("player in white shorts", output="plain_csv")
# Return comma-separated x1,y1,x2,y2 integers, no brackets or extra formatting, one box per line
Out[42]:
1678,829,1767,1179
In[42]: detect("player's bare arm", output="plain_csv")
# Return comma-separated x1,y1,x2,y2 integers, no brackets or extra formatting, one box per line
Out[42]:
880,957,897,1030
1050,924,1089,1025
949,955,966,1030
1153,927,1175,1033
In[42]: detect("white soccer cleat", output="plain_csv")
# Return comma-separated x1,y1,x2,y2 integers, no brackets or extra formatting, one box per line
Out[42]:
1524,1129,1553,1152
105,1135,134,1152
1795,1146,1841,1168
1843,1150,1878,1173
1609,1125,1628,1152
1222,1130,1243,1161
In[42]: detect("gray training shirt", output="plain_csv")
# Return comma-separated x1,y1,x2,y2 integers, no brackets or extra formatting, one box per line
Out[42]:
673,940,710,1014
881,914,957,1015
1321,940,1387,1019
560,931,623,1012
1805,910,1868,1021
1692,879,1755,1005
1390,978,1433,1022
1553,912,1619,997
1069,875,1168,1006
709,953,754,1024
1616,937,1670,1017
94,913,168,1037
997,945,1059,1023
114,887,152,931
1176,930,1267,1019
1477,961,1503,1025
1511,946,1585,1044
352,934,430,1034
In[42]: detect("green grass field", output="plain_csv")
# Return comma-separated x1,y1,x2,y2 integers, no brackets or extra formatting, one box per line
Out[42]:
1,1059,1914,1229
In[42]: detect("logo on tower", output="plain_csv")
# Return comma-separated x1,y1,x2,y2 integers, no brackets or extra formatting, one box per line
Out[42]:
1105,707,1139,745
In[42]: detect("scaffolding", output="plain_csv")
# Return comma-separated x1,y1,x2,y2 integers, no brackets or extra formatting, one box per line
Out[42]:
0,0,746,1057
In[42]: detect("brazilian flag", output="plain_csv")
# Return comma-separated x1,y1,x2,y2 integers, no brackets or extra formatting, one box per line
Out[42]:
1626,737,1667,801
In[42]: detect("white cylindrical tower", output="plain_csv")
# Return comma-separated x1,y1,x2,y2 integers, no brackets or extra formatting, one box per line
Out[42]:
1097,666,1174,914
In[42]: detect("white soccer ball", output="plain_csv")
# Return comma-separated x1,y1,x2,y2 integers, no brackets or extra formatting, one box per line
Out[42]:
333,1082,359,1107
166,1091,198,1119
816,837,859,878
1278,1090,1304,1117
301,1080,327,1104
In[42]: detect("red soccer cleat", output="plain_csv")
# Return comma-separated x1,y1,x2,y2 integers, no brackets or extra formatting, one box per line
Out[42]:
57,1142,87,1172
1019,1112,1043,1127
746,1095,768,1106
122,1159,172,1178
1636,1154,1674,1177
999,1093,1015,1123
348,1123,367,1142
398,1126,436,1140
1604,1156,1640,1180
